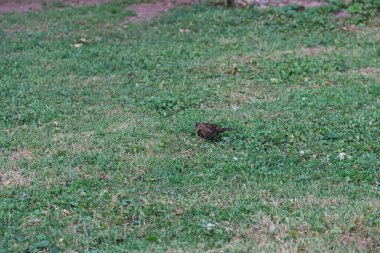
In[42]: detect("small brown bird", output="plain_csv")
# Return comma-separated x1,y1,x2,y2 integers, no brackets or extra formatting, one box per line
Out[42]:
195,122,236,140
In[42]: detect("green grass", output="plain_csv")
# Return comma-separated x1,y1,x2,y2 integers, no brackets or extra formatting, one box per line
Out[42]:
0,1,379,252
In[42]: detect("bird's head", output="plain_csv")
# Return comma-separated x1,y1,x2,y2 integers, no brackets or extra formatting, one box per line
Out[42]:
195,122,205,130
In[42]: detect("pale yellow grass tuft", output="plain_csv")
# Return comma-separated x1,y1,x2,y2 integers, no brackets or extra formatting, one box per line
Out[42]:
0,169,31,187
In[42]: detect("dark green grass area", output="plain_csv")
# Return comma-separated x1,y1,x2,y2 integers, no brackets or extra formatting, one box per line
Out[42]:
0,1,379,252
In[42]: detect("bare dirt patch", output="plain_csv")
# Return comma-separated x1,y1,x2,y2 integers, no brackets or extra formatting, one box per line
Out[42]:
127,0,328,22
0,0,110,14
0,0,41,13
127,0,196,22
0,0,329,19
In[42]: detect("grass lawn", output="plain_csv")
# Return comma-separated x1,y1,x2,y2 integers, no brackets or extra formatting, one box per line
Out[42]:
0,0,379,251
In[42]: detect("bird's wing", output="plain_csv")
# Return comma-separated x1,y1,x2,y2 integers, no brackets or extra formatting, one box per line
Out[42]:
204,123,219,130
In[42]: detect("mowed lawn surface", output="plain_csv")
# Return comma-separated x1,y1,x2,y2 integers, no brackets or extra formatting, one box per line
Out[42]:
0,1,379,251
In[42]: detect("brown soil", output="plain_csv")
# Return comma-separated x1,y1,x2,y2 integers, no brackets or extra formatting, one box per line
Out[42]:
127,0,196,23
126,1,327,22
0,0,328,19
0,0,110,14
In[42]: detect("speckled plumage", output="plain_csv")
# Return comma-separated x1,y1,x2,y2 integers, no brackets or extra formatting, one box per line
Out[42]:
195,122,236,140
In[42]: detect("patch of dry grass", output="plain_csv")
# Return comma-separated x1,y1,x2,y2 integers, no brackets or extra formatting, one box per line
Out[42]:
10,148,34,161
0,168,32,187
